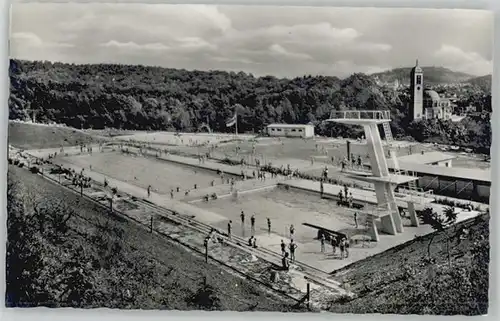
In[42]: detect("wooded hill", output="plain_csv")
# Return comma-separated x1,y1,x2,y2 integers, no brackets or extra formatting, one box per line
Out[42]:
464,75,492,93
8,59,491,153
371,66,474,85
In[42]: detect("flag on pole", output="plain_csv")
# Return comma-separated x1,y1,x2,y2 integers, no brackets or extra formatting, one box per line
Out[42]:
226,113,237,127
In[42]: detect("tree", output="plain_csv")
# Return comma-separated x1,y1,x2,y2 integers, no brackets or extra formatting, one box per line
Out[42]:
417,206,458,266
8,59,492,152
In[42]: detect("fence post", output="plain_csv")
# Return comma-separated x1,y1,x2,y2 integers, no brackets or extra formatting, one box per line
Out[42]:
150,216,153,233
80,184,83,196
204,237,209,263
306,283,310,310
109,197,113,212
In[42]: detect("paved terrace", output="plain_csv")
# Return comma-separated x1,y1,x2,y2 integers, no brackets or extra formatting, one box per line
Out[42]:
12,150,347,308
22,146,484,275
281,179,487,216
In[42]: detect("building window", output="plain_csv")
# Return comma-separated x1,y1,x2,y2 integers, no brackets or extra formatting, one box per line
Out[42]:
277,128,282,131
291,129,296,132
298,129,303,132
416,75,422,85
271,128,275,131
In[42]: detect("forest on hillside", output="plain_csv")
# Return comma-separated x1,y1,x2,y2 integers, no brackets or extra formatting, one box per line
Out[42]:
371,66,474,85
8,59,492,153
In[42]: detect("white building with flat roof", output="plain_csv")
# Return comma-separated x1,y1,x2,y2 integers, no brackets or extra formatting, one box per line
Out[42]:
266,124,315,138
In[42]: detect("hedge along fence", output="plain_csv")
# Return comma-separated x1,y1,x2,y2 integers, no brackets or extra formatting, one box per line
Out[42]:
433,197,483,211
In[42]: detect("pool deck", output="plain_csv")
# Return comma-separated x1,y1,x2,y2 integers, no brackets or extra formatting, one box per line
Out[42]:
281,179,435,209
23,146,486,275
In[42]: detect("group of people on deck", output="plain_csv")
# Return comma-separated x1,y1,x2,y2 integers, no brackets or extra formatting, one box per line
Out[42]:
340,154,364,171
319,233,350,260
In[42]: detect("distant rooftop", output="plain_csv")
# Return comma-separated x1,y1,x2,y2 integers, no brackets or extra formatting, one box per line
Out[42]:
391,151,457,165
266,123,314,128
387,161,490,183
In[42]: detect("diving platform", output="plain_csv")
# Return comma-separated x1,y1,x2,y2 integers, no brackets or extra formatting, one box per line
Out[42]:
326,110,391,125
325,109,428,239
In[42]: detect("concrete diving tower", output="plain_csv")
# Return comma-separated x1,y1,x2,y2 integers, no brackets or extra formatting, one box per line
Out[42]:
326,110,421,240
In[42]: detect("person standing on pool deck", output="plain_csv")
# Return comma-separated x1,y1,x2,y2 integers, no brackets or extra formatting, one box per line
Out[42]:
227,220,232,239
240,211,245,225
339,238,345,259
147,185,152,198
354,212,359,228
280,239,286,256
289,240,297,262
289,224,295,239
267,218,271,235
250,214,256,235
320,234,326,253
331,236,337,254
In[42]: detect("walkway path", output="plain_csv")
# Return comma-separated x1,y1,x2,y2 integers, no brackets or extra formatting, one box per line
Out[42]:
19,145,485,276
12,150,348,308
280,179,483,224
281,179,434,208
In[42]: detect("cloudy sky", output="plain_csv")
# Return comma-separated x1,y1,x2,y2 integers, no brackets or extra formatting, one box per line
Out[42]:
10,3,494,78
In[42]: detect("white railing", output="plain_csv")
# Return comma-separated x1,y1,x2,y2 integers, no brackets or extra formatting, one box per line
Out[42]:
329,110,391,120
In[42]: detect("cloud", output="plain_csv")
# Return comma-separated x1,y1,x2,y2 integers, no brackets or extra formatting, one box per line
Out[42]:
100,40,170,52
268,44,312,61
11,32,74,49
434,44,492,75
9,4,493,78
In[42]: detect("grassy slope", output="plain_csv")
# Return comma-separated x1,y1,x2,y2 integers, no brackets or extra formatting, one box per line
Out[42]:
8,122,105,150
9,165,299,311
329,214,489,315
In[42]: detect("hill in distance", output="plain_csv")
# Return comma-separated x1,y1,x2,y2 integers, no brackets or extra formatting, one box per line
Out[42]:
371,66,474,85
464,74,492,93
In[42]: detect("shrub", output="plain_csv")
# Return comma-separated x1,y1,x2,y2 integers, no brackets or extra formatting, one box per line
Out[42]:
18,163,24,168
30,166,39,174
8,158,13,164
13,159,20,165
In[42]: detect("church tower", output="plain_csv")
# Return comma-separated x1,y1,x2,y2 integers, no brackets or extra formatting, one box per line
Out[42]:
410,59,423,120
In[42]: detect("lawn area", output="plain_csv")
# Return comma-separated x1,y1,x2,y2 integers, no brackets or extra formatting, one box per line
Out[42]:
8,121,105,150
328,213,489,315
7,165,300,311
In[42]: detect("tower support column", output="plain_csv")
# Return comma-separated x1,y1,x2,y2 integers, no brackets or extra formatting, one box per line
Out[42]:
407,201,419,227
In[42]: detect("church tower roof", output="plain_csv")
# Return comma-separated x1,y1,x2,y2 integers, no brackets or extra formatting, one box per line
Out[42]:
411,59,423,73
